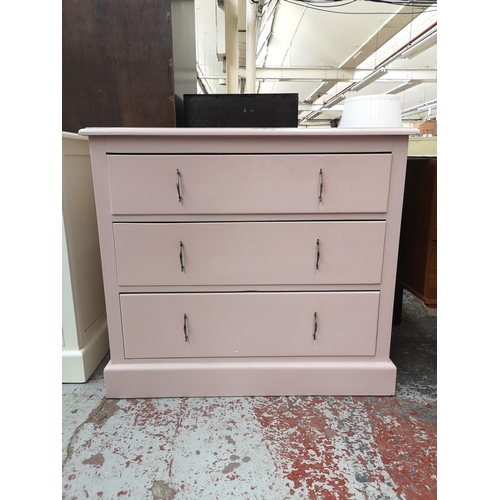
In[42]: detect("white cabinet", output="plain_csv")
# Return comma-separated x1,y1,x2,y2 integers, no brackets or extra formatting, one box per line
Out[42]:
62,132,108,382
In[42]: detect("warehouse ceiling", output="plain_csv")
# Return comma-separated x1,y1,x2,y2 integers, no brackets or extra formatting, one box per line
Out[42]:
194,0,437,127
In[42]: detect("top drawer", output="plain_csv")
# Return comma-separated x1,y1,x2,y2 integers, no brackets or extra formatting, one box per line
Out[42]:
107,154,392,215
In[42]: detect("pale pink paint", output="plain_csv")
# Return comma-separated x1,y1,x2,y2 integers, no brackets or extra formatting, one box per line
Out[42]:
81,127,416,397
107,154,392,214
103,360,398,397
113,221,386,286
120,292,380,359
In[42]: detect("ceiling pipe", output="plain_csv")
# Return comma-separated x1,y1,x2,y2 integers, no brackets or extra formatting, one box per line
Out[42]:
401,31,437,59
245,0,258,93
224,0,239,93
375,22,437,69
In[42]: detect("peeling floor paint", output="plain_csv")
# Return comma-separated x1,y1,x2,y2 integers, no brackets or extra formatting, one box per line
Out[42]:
62,291,436,499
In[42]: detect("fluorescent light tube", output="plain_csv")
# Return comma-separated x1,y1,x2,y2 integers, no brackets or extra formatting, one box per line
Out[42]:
401,99,437,116
401,31,437,59
386,81,420,95
350,67,387,92
323,93,346,108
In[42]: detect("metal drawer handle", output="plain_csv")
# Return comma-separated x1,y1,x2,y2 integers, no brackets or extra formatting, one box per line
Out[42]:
183,314,188,342
313,312,318,340
179,241,185,272
316,239,320,270
176,169,182,202
319,168,323,202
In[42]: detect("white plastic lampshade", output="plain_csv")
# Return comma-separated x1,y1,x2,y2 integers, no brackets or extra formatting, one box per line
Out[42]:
339,94,402,128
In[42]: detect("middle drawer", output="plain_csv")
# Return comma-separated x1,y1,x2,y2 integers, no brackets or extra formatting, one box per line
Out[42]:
113,221,386,286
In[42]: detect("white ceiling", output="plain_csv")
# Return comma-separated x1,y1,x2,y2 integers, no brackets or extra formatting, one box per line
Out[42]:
195,0,437,127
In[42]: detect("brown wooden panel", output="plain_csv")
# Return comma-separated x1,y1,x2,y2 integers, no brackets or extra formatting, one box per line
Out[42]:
424,240,437,304
62,0,176,132
430,203,437,241
397,158,437,306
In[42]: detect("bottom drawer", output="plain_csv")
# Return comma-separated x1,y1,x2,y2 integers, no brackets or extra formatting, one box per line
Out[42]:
120,292,380,359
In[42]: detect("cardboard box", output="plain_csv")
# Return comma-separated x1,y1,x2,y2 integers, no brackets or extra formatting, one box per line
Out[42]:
412,119,437,136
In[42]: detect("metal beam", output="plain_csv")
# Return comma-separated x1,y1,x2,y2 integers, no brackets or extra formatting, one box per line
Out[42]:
198,68,436,83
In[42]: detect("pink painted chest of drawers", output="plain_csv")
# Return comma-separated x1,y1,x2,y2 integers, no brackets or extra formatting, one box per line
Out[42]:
79,127,415,398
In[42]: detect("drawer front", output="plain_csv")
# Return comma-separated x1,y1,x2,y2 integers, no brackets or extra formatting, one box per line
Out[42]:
107,154,392,214
120,292,380,359
114,221,386,286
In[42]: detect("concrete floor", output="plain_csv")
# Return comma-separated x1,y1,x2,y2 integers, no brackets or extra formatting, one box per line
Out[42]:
62,291,437,500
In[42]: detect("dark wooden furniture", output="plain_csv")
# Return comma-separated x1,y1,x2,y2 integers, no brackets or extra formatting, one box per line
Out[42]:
393,155,437,323
62,0,196,132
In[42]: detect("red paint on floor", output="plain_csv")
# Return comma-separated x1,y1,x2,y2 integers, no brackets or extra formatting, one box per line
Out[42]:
362,397,437,498
252,396,351,499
